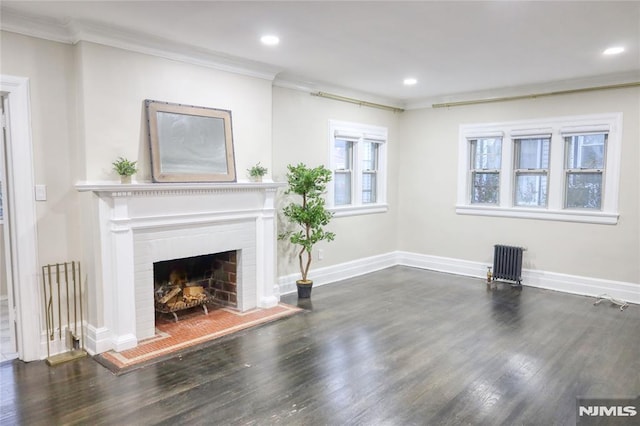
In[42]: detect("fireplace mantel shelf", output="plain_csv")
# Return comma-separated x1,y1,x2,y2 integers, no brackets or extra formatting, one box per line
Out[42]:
76,180,285,196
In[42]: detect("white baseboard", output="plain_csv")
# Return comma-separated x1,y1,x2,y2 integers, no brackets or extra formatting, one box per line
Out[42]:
397,251,639,304
278,250,639,305
38,322,92,359
39,332,68,359
278,252,397,295
396,251,486,278
85,324,140,354
521,268,640,305
85,325,113,355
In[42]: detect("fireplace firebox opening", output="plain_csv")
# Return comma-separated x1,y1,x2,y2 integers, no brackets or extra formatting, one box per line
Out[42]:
153,250,238,320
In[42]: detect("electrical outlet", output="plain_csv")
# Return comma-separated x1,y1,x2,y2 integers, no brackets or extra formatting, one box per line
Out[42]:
318,249,324,261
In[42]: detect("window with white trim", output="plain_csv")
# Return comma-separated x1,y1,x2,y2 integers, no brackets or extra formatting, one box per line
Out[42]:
329,120,388,216
457,113,622,224
470,137,502,204
564,133,606,209
513,135,550,207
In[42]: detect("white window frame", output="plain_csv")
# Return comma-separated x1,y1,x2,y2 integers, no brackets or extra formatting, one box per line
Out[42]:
328,120,388,217
512,134,551,208
563,132,607,210
456,113,622,225
469,136,503,205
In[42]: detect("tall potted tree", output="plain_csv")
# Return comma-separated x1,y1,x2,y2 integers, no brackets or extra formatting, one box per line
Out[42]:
280,163,335,298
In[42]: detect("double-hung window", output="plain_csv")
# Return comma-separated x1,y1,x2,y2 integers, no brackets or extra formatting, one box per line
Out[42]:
457,113,621,224
361,141,379,204
333,137,354,205
564,132,606,209
470,137,502,204
329,120,388,216
513,134,550,207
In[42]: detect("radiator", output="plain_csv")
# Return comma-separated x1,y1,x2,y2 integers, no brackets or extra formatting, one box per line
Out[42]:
492,245,524,285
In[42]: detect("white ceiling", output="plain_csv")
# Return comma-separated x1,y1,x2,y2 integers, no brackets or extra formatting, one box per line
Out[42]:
2,1,639,107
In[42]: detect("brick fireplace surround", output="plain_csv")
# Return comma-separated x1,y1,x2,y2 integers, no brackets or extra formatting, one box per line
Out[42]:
77,182,283,354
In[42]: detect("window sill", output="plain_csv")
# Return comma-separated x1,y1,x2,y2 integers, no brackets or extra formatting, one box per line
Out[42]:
455,205,618,225
330,203,389,217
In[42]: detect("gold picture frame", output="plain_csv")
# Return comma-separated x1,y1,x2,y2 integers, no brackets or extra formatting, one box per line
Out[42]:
145,100,236,182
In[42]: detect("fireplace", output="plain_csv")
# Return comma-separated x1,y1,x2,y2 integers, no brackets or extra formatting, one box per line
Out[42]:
77,182,283,354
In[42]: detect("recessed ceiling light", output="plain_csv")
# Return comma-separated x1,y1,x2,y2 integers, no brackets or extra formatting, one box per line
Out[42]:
260,35,280,46
603,46,624,55
403,78,417,86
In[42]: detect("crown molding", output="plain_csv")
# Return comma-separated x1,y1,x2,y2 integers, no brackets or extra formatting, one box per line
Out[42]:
273,75,406,111
0,7,74,43
3,6,638,108
1,7,281,81
405,70,640,110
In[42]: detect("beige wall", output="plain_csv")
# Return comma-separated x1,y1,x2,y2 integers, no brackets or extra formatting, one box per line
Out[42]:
1,32,275,328
0,31,80,266
74,42,274,327
398,88,640,284
0,226,5,297
1,29,638,317
75,42,273,182
272,86,401,278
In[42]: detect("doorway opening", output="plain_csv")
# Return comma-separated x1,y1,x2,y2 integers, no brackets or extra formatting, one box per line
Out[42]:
0,94,18,362
0,75,41,362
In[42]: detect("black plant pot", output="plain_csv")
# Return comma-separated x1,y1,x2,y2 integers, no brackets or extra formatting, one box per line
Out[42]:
296,280,313,298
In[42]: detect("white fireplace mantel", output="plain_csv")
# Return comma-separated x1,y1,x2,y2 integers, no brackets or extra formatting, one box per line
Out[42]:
76,181,285,354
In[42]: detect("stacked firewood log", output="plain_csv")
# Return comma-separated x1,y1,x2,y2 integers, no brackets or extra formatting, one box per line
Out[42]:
183,286,207,302
156,284,208,311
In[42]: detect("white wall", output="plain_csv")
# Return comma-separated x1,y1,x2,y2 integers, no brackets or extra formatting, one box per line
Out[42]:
398,88,640,285
272,86,401,279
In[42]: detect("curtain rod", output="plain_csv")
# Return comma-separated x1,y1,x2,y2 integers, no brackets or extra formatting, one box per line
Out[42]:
432,81,640,108
311,91,405,113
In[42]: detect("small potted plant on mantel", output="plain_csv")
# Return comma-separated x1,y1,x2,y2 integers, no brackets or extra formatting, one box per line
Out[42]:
112,156,138,184
247,162,268,182
279,163,335,298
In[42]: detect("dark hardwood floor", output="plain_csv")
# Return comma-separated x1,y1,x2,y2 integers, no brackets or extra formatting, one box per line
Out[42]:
1,266,638,425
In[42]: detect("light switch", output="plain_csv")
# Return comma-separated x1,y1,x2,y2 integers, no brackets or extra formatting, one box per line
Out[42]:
35,184,47,201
